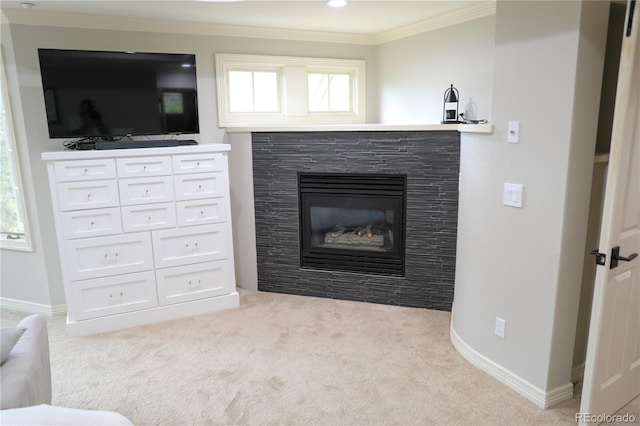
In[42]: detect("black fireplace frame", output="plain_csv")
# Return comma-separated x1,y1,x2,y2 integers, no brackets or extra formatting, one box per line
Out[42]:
298,172,406,276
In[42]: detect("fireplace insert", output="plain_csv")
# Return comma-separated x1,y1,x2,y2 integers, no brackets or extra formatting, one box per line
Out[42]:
298,173,406,276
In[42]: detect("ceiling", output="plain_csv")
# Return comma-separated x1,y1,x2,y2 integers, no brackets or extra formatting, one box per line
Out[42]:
0,1,487,36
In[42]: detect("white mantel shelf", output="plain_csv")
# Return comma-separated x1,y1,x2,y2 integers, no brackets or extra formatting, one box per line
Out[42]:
224,123,493,134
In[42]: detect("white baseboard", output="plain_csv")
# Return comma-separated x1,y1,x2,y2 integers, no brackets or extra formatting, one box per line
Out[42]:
450,322,574,409
0,297,67,317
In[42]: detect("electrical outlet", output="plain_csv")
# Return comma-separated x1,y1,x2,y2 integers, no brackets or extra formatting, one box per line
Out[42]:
495,317,506,339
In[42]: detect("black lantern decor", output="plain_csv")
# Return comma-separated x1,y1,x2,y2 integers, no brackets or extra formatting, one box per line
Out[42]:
441,84,460,124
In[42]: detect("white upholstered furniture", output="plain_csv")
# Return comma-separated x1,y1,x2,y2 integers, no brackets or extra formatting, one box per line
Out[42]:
0,404,133,425
0,315,132,424
0,315,51,410
42,145,239,336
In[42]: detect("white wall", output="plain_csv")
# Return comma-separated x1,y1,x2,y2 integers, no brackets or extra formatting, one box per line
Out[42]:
376,15,495,124
0,20,376,303
451,0,608,398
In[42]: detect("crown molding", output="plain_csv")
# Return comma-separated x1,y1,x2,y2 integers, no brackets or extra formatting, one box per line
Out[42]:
372,1,496,45
1,2,496,46
0,8,373,45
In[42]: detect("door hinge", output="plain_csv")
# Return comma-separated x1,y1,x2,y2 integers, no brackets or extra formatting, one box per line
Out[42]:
590,249,607,266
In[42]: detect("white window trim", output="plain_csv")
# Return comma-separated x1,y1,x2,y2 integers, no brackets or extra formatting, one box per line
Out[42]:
215,53,365,127
1,51,32,251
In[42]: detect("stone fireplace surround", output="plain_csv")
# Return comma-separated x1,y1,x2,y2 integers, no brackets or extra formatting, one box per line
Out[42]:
252,130,460,310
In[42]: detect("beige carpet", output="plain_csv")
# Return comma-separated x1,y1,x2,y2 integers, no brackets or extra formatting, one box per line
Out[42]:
1,289,638,425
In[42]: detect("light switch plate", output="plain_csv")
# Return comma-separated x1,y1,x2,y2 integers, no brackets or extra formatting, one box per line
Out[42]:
503,183,523,208
495,317,506,338
508,121,520,143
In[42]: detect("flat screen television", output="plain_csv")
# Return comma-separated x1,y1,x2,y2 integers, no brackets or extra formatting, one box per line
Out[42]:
37,49,199,139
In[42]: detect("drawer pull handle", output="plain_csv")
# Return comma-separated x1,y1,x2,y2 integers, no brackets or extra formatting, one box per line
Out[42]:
197,184,203,191
109,292,124,301
199,211,205,217
196,162,200,167
188,279,202,289
143,165,148,171
146,215,152,223
86,193,92,201
144,189,150,197
104,252,119,261
83,168,89,174
89,221,95,228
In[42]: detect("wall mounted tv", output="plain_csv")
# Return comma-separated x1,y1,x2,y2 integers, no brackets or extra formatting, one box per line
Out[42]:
37,49,199,139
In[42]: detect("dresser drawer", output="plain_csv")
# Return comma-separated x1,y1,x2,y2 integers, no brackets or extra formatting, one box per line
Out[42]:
68,271,158,321
156,260,231,306
65,232,153,281
152,224,228,269
121,202,176,233
172,153,224,174
61,207,122,239
54,159,116,182
119,176,174,206
58,180,119,211
174,172,227,201
116,156,172,178
176,199,228,227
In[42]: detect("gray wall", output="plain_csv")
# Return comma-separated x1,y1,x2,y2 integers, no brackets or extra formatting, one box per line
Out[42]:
0,21,376,306
1,21,56,308
376,15,495,124
1,0,612,405
451,0,608,393
226,16,496,292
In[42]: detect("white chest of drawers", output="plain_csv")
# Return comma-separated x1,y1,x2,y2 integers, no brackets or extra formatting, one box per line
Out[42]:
42,145,239,336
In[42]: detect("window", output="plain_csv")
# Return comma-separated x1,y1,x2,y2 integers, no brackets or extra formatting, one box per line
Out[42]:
228,70,279,113
1,53,31,251
216,54,365,127
308,73,351,112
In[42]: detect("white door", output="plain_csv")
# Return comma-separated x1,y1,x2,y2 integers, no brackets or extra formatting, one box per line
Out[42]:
580,0,640,420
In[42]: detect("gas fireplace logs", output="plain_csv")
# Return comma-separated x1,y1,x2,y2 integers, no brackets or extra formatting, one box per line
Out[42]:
324,225,386,248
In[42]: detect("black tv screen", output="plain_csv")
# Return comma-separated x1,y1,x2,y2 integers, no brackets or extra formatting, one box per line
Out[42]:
37,49,199,139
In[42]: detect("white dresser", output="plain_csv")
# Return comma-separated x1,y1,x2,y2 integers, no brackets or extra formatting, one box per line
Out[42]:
42,145,239,336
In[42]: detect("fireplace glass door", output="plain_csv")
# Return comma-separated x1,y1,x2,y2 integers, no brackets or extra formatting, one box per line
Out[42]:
299,173,406,276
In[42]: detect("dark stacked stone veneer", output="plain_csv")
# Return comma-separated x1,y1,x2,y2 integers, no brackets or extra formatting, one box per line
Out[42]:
252,131,460,310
